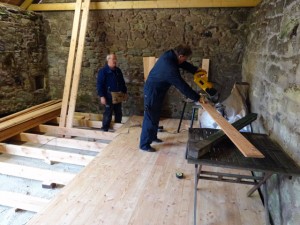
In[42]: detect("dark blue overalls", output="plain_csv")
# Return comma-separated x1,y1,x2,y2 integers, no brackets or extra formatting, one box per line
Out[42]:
139,50,200,150
97,64,127,130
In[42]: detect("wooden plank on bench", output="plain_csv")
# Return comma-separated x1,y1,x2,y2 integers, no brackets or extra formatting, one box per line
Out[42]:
33,125,117,140
12,133,107,152
0,162,75,186
0,143,94,166
200,102,264,158
0,191,49,212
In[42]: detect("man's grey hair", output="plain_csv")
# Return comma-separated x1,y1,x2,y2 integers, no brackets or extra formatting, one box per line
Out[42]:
106,53,115,61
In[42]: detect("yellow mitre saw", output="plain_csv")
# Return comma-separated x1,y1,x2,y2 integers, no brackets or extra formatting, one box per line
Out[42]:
194,69,219,103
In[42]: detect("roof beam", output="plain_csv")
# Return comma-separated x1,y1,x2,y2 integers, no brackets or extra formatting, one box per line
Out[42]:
28,0,261,11
20,0,33,10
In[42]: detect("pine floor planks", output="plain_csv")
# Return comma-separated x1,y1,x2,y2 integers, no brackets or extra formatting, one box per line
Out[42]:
27,116,265,225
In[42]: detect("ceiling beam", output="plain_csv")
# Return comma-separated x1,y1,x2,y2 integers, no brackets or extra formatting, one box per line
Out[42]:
20,0,33,10
28,0,261,11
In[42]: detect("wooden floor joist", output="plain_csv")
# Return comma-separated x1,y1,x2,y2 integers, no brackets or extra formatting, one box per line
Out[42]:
0,162,75,186
12,133,107,152
0,143,94,166
200,102,264,158
32,124,118,140
0,191,49,213
53,117,123,130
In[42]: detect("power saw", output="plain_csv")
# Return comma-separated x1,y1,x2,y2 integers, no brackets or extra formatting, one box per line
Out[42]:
194,69,219,103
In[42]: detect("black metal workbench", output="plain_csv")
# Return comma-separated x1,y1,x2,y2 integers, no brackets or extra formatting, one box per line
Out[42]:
186,128,300,225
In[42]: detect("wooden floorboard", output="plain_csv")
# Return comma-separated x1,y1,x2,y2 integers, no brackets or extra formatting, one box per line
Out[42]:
27,116,265,225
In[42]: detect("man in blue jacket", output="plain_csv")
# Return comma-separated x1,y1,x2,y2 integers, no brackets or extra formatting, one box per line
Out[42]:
139,44,201,152
97,53,127,131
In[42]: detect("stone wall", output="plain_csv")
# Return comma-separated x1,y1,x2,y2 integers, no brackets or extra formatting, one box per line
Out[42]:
42,8,250,118
242,0,300,224
0,4,49,116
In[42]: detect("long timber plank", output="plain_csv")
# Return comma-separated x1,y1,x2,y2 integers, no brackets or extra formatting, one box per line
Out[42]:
0,100,61,124
0,143,94,166
33,124,117,140
27,116,265,225
12,133,107,152
66,0,91,128
200,102,264,158
0,109,61,142
0,102,61,132
59,0,83,128
0,162,75,185
0,191,49,212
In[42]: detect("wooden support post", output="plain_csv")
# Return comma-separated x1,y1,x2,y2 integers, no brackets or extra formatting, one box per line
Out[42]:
66,0,91,128
59,0,83,128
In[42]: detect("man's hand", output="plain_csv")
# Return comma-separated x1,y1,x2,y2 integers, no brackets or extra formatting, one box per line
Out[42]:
195,68,207,77
100,97,106,105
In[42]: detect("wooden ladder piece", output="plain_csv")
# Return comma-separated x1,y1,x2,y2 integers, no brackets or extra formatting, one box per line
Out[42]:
200,102,264,158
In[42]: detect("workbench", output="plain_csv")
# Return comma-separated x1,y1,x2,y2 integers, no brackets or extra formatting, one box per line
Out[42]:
186,128,300,225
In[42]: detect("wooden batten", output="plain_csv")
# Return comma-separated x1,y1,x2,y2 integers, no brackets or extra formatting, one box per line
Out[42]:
28,0,262,11
0,162,75,186
32,124,117,140
54,117,123,130
0,143,94,166
202,59,210,75
12,132,107,152
0,191,49,213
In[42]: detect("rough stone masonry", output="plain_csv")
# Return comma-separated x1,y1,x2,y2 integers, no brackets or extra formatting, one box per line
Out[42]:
243,0,300,224
0,4,49,116
41,7,250,119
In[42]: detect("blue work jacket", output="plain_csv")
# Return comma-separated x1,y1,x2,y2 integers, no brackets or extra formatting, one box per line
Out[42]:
145,49,200,103
97,64,127,100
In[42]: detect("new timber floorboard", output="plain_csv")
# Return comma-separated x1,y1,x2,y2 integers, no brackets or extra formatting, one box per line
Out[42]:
27,116,265,225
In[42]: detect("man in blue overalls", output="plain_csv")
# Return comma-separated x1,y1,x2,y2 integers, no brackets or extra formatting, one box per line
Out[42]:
139,44,201,152
97,53,127,131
